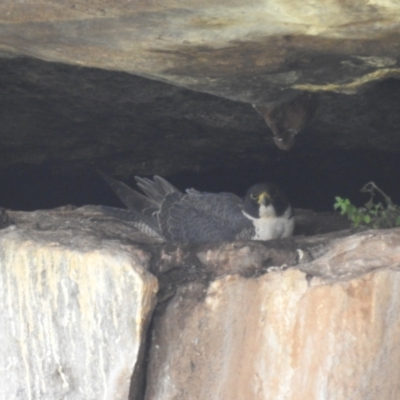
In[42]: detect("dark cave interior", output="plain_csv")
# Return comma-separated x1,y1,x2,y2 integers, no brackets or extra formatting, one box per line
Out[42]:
1,57,400,215
0,147,398,213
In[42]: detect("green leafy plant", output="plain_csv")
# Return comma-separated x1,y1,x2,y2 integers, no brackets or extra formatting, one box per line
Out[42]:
334,182,400,229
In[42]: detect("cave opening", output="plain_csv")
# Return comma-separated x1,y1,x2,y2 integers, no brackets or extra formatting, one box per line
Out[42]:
0,147,398,214
1,57,399,216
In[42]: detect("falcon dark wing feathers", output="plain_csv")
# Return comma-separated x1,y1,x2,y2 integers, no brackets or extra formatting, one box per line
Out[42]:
158,191,254,242
101,173,294,243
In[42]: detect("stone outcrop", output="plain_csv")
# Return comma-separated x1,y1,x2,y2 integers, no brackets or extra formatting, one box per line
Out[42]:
1,1,400,103
0,207,158,400
145,229,400,400
1,206,400,399
0,1,399,398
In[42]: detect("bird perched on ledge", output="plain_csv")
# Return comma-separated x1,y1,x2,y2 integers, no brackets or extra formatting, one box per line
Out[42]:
100,174,294,243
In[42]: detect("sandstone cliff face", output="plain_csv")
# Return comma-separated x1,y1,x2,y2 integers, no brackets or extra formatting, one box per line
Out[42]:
0,1,399,399
0,208,158,400
1,207,400,399
145,230,400,400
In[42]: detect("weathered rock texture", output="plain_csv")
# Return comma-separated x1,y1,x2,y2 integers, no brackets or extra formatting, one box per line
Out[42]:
1,205,400,400
1,1,400,103
145,229,400,400
0,207,158,400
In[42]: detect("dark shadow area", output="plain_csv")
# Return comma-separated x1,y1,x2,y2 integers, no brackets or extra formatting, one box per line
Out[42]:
0,147,398,213
165,149,400,212
0,57,400,214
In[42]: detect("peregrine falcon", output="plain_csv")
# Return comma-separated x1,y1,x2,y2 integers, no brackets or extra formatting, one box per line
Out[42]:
100,174,294,243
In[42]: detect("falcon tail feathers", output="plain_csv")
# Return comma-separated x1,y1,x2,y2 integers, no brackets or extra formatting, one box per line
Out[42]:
100,172,159,216
98,205,163,238
135,175,180,204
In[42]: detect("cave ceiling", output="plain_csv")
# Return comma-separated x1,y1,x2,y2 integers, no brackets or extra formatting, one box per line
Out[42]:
2,0,400,102
0,1,400,210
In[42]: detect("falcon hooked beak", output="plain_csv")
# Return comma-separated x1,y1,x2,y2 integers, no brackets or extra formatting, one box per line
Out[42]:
256,191,277,219
256,191,271,205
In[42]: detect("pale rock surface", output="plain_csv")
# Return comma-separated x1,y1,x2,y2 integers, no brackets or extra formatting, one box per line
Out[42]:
0,208,158,400
145,228,400,400
0,1,400,102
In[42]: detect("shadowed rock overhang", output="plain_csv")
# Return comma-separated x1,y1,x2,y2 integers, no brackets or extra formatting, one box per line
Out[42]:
1,0,400,104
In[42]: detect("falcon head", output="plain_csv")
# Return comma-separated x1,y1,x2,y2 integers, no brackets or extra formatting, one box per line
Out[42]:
243,183,290,219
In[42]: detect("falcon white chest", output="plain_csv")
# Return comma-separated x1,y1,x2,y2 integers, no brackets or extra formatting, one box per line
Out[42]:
243,205,294,240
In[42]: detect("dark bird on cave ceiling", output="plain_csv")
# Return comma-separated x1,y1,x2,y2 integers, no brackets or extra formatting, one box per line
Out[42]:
100,174,294,243
253,91,318,150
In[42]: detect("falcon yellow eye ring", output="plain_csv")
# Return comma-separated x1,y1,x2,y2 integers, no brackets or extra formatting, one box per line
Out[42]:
250,192,258,200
